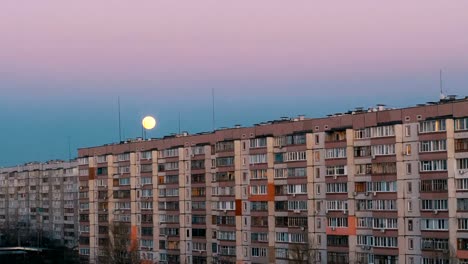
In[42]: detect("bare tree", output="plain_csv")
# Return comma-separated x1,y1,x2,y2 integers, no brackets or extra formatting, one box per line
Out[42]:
288,234,319,264
100,222,140,264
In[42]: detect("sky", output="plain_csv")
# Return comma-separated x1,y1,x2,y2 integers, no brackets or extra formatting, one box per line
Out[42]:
1,1,468,166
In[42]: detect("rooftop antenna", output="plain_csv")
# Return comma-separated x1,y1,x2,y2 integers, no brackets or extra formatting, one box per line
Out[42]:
178,112,181,134
118,96,122,141
439,69,446,100
67,136,71,161
212,88,216,131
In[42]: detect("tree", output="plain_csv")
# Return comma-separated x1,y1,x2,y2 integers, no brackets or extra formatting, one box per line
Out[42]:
288,234,319,264
100,222,140,264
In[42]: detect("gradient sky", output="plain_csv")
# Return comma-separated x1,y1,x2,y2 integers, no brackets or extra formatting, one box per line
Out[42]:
1,1,468,166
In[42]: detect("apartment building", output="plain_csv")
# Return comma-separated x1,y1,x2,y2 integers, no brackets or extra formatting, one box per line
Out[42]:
0,160,79,248
77,97,468,264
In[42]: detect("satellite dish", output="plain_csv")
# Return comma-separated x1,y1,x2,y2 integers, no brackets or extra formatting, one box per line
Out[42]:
142,116,156,130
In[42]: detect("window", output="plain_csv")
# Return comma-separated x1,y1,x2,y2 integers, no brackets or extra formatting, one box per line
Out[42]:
287,200,307,211
371,162,397,174
354,128,371,139
250,185,267,195
217,231,235,240
355,164,372,175
420,179,448,192
354,146,371,157
455,117,468,131
251,247,267,257
282,151,307,162
326,148,347,159
326,165,347,176
458,158,468,170
457,179,468,190
326,183,348,193
459,219,468,230
371,125,395,138
421,200,448,211
373,236,398,248
274,167,306,178
421,238,449,250
326,200,348,211
118,166,130,174
420,160,447,172
160,148,179,158
251,232,269,242
373,218,398,229
420,140,447,152
250,138,267,148
251,201,268,211
366,181,397,192
275,232,306,243
328,217,348,228
406,163,412,174
408,219,413,231
371,144,395,156
141,151,152,159
249,154,267,164
141,177,152,185
419,119,446,133
274,134,306,146
405,125,411,136
456,139,468,151
216,157,234,167
118,153,130,161
421,219,448,230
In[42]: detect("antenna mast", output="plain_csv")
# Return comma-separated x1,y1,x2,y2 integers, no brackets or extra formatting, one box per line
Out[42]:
212,88,216,131
118,96,122,141
439,69,446,100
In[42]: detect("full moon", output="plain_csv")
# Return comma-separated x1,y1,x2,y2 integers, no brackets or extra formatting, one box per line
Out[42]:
142,116,156,130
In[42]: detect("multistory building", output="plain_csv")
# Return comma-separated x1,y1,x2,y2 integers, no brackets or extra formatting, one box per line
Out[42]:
77,97,468,264
0,160,79,248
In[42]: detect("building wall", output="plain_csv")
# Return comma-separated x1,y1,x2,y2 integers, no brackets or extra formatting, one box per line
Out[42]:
76,99,468,264
0,160,78,248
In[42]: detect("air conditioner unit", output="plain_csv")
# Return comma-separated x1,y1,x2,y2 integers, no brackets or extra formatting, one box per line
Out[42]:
331,226,336,231
365,192,369,196
433,210,438,215
333,175,337,180
314,210,319,215
361,245,366,250
223,209,227,213
353,192,357,196
343,210,348,215
380,228,385,233
373,191,377,196
292,193,296,197
365,246,371,250
293,209,300,213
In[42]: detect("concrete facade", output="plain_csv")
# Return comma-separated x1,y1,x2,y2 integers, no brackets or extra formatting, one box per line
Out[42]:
76,98,468,264
0,160,79,248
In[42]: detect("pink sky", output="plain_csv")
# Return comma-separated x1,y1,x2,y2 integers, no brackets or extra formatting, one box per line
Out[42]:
2,1,468,85
1,1,468,166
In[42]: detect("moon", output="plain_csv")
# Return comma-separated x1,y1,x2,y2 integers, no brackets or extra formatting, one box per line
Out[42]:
142,116,156,130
